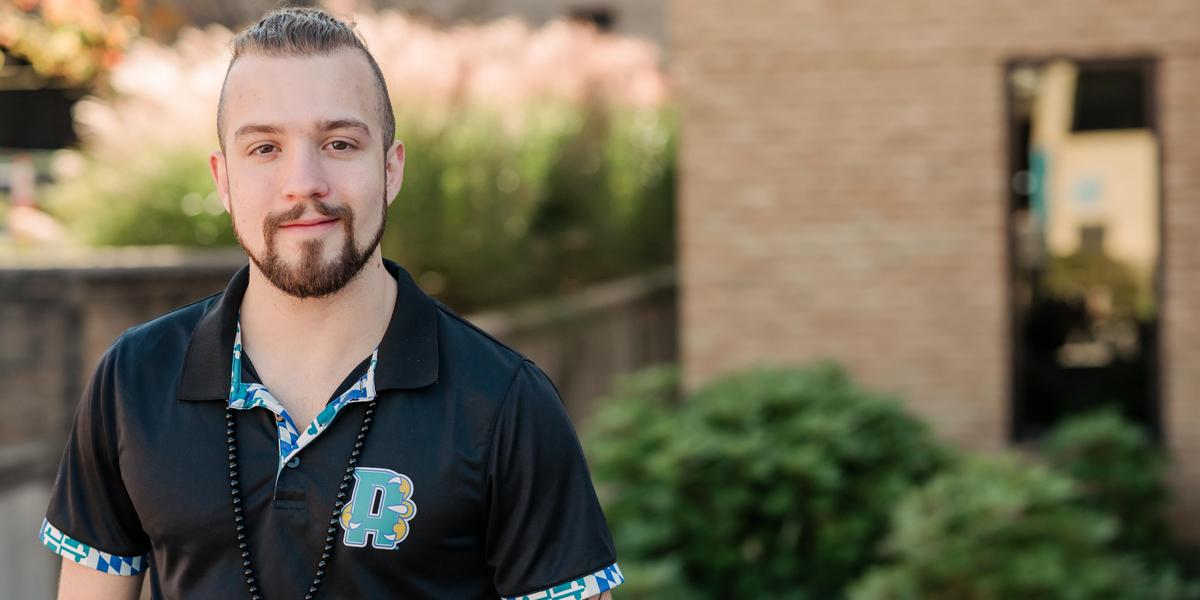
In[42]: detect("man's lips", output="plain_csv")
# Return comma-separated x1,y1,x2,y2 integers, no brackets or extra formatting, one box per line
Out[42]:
280,217,340,229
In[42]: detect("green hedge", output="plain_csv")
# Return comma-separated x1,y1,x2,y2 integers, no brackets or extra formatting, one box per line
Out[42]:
1041,407,1172,563
848,453,1196,600
586,363,1197,599
585,362,950,599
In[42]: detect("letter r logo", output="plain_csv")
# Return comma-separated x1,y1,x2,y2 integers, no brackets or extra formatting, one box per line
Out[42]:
339,467,418,550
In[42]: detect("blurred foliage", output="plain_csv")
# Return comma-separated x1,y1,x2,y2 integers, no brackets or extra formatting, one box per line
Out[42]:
1041,406,1172,563
585,362,950,599
847,453,1197,600
42,104,676,312
383,104,675,310
0,0,139,86
587,364,1198,598
44,144,235,246
1042,248,1155,321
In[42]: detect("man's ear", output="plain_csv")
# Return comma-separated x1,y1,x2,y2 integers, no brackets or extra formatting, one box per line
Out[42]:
384,139,405,207
209,150,231,213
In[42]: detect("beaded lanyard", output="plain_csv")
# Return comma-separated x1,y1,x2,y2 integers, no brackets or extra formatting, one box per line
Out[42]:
225,328,378,600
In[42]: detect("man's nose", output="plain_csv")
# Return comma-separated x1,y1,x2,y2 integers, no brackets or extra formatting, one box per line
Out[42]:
280,144,330,201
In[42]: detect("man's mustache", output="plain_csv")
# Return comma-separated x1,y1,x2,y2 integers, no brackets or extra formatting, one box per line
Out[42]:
262,201,354,243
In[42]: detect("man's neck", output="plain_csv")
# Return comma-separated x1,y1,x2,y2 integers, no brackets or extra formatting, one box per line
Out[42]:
238,252,397,367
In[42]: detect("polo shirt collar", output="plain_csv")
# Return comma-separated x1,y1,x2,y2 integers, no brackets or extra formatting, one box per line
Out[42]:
177,258,439,402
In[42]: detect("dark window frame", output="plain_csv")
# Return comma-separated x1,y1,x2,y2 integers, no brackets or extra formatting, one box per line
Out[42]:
1002,55,1164,444
1071,64,1152,132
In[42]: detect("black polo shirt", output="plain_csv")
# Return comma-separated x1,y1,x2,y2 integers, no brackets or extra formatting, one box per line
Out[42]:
39,259,623,599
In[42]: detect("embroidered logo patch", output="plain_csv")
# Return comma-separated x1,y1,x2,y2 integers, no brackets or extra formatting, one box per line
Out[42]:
339,467,417,550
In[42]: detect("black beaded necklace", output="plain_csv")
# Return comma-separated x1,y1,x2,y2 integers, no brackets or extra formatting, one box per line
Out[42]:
225,399,377,600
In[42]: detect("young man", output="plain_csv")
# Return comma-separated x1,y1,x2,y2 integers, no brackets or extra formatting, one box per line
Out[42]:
39,8,622,599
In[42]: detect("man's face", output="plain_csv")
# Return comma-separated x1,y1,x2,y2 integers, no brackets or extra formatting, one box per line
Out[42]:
210,48,404,298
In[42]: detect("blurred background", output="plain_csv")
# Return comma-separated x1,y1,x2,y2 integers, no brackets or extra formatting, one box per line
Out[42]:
1,0,1199,598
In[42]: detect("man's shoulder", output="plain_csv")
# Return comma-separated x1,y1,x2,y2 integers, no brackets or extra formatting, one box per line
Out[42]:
428,299,547,395
427,301,575,447
109,291,222,363
429,302,564,400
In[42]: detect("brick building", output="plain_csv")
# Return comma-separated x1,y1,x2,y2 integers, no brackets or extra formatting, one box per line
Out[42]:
671,1,1200,537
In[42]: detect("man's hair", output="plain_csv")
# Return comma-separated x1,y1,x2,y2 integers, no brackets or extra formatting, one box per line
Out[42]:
216,7,396,155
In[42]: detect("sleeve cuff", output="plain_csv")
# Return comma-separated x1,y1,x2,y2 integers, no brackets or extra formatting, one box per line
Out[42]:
38,518,148,576
502,562,624,600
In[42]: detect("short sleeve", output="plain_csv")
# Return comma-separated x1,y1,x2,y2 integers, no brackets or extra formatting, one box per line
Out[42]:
485,361,624,599
39,336,150,576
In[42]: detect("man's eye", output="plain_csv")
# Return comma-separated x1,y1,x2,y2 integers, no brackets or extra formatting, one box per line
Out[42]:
251,144,276,155
329,140,354,151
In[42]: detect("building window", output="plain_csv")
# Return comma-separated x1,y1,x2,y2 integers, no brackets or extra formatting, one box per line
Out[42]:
1071,66,1149,132
1006,58,1161,442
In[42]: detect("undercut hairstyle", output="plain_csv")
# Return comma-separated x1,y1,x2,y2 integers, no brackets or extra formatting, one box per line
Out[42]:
216,7,396,156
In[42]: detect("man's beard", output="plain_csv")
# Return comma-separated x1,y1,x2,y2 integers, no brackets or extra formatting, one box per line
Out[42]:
231,195,387,299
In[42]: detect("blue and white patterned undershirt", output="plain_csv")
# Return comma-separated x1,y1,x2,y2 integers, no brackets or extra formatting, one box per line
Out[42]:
228,321,380,475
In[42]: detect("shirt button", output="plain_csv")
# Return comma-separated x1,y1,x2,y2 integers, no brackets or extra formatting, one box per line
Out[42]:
287,456,301,469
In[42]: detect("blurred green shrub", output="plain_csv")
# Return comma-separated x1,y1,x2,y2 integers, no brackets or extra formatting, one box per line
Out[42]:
585,362,950,599
43,104,675,312
1041,407,1171,562
587,365,1196,598
847,453,1196,600
381,104,675,311
44,146,236,247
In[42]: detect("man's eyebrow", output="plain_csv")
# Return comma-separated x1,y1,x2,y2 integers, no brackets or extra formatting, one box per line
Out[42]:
317,118,372,137
233,123,282,140
232,119,372,141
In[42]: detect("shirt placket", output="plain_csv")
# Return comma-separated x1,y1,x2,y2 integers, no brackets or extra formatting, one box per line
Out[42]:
227,322,379,479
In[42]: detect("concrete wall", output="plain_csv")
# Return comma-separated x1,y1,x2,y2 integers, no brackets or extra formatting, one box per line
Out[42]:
0,248,244,599
671,0,1200,537
0,249,245,491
